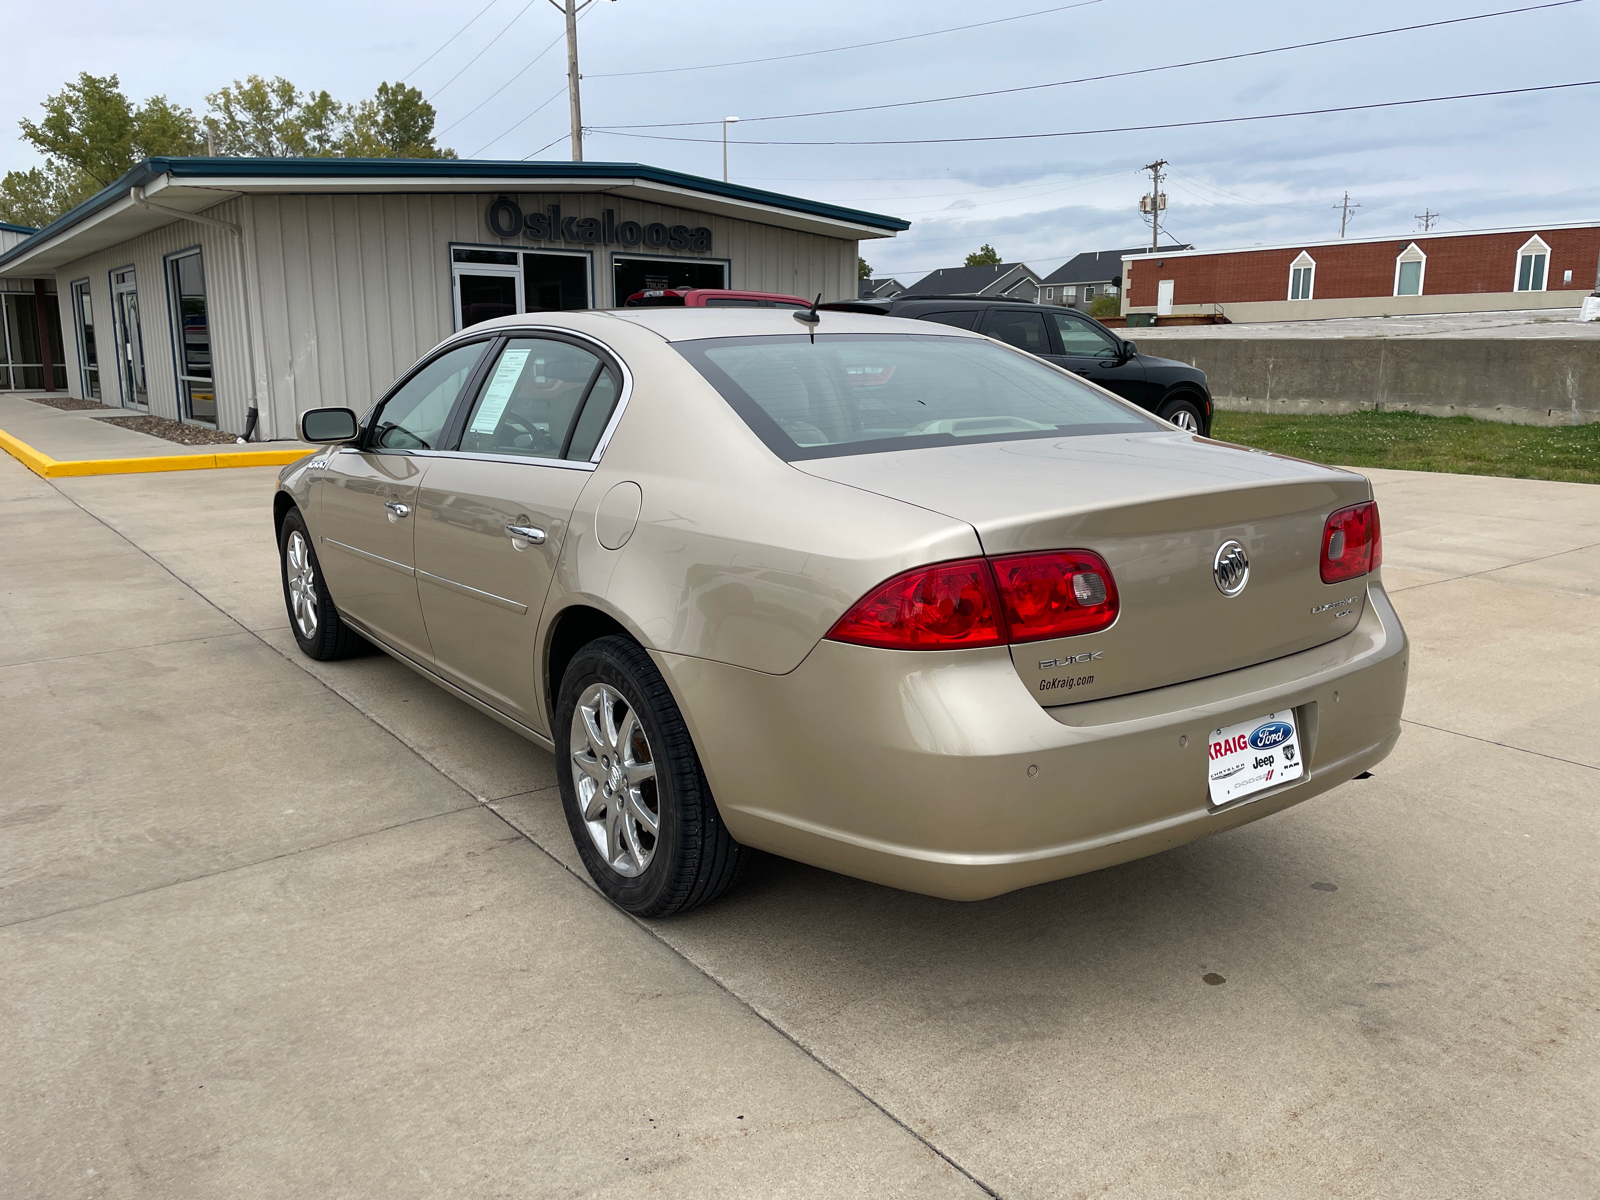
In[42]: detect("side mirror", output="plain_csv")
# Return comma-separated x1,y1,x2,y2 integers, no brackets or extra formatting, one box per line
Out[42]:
298,407,360,443
1121,339,1138,358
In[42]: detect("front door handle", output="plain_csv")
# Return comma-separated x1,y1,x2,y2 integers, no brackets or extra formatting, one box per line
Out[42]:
385,501,411,522
505,522,546,549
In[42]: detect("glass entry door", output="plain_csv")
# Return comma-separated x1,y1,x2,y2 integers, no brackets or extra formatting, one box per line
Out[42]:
111,268,148,410
452,248,520,330
72,281,100,399
167,250,215,423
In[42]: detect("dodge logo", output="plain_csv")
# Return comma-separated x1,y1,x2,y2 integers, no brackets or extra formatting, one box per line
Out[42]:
1213,540,1250,597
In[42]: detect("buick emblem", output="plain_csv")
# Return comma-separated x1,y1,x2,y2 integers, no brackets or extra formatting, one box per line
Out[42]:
1213,540,1250,597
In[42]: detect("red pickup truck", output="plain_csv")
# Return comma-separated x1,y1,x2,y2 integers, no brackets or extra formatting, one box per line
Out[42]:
622,288,811,309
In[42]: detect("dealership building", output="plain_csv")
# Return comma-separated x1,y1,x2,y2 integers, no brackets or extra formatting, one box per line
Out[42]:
0,158,907,438
1122,222,1600,323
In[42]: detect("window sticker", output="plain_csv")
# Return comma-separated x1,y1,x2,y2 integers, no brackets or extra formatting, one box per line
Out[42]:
469,348,531,434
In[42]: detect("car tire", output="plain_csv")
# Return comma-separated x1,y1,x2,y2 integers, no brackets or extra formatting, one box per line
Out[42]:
555,635,748,917
1159,394,1207,434
279,507,367,661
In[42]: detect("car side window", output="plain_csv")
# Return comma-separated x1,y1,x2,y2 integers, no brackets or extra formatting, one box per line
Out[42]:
458,337,619,461
371,341,488,450
918,310,978,330
983,309,1050,353
1052,312,1123,357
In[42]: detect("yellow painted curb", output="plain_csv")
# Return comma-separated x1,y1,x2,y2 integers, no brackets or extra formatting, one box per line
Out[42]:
0,427,309,479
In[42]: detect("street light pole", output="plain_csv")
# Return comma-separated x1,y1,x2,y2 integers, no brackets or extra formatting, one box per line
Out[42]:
722,117,739,182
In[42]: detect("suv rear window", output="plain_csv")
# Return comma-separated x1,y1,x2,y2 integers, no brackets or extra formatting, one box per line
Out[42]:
676,333,1156,461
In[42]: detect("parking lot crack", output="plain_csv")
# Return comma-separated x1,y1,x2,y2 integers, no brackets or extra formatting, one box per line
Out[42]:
1401,718,1599,772
0,803,483,930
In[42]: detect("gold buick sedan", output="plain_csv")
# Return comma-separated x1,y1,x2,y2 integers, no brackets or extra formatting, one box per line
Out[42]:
274,308,1407,915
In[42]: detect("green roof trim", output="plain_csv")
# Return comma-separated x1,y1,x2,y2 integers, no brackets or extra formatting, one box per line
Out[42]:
0,157,909,272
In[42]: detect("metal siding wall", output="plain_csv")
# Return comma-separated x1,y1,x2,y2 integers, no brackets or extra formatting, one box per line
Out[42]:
243,190,866,435
49,198,252,431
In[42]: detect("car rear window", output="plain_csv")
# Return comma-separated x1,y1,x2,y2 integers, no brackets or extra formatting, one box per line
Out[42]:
676,333,1156,461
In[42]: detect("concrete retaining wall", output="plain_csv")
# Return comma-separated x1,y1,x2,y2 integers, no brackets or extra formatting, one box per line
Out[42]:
1150,337,1599,426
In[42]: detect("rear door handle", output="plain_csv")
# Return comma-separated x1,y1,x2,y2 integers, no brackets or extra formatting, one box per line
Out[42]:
385,501,410,522
505,523,546,548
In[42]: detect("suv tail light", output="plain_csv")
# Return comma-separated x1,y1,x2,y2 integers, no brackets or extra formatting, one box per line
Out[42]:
1321,501,1381,584
826,558,1004,649
990,550,1120,642
826,550,1120,650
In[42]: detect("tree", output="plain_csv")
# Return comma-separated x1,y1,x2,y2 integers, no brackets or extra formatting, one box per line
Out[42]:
204,76,455,159
858,256,873,280
205,76,341,157
1,72,201,227
965,244,1001,267
1088,293,1122,319
343,83,456,158
0,167,63,229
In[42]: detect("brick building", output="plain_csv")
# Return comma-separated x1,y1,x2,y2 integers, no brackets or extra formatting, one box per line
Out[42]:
1122,222,1600,323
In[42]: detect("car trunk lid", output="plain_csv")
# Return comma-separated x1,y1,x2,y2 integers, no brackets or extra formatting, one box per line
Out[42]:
797,431,1374,705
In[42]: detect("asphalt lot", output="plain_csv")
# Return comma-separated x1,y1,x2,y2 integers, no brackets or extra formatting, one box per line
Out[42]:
2,450,1597,1198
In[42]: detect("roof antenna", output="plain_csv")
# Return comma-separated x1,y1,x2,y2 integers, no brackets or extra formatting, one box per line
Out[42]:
792,292,822,343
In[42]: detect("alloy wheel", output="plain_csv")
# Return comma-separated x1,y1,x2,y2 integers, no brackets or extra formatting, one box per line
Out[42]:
286,530,319,640
1168,408,1201,432
570,683,660,877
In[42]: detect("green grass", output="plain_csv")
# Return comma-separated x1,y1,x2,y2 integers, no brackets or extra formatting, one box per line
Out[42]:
1211,408,1600,485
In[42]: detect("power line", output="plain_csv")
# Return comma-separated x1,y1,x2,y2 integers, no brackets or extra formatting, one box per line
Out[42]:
403,0,503,80
470,86,568,156
584,0,1108,79
437,29,568,136
592,0,1586,129
432,0,544,98
586,80,1600,147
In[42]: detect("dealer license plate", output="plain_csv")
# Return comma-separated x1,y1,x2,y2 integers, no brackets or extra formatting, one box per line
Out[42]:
1207,710,1304,807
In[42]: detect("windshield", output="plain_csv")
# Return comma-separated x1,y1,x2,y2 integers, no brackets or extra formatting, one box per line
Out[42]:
676,333,1156,461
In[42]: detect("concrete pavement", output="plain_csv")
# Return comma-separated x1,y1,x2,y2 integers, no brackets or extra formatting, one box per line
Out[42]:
2,456,1596,1198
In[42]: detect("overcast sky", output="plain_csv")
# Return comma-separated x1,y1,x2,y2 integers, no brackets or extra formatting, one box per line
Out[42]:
5,0,1596,282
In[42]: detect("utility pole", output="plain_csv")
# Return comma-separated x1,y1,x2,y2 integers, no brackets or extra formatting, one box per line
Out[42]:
547,0,604,162
1415,209,1439,232
1140,160,1168,252
1334,191,1361,237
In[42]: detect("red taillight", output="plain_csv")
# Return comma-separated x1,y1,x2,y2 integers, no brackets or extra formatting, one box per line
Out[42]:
990,550,1120,642
1321,501,1381,584
826,558,1004,650
827,550,1120,650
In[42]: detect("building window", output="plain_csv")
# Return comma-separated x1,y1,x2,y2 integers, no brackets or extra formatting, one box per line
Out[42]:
1044,288,1054,301
1066,286,1078,301
1393,243,1426,296
166,249,215,423
1515,235,1549,292
71,280,100,399
612,254,726,305
1288,251,1315,301
1083,285,1095,300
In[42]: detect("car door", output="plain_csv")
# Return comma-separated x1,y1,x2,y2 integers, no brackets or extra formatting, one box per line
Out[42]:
1046,311,1149,408
316,339,491,664
979,307,1052,359
413,333,625,731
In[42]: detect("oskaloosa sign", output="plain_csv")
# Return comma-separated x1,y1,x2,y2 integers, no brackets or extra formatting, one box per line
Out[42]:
487,198,712,253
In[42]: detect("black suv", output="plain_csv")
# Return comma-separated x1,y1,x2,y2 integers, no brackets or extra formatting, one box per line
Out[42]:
826,295,1213,435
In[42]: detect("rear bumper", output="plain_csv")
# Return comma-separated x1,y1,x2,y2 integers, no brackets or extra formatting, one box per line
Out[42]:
660,579,1408,901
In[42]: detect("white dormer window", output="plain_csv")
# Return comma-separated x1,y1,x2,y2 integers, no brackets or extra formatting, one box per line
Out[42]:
1515,235,1550,292
1288,251,1315,301
1394,243,1427,296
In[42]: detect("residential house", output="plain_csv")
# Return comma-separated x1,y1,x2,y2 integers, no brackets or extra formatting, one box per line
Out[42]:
859,276,906,300
1039,245,1191,309
902,261,1041,302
